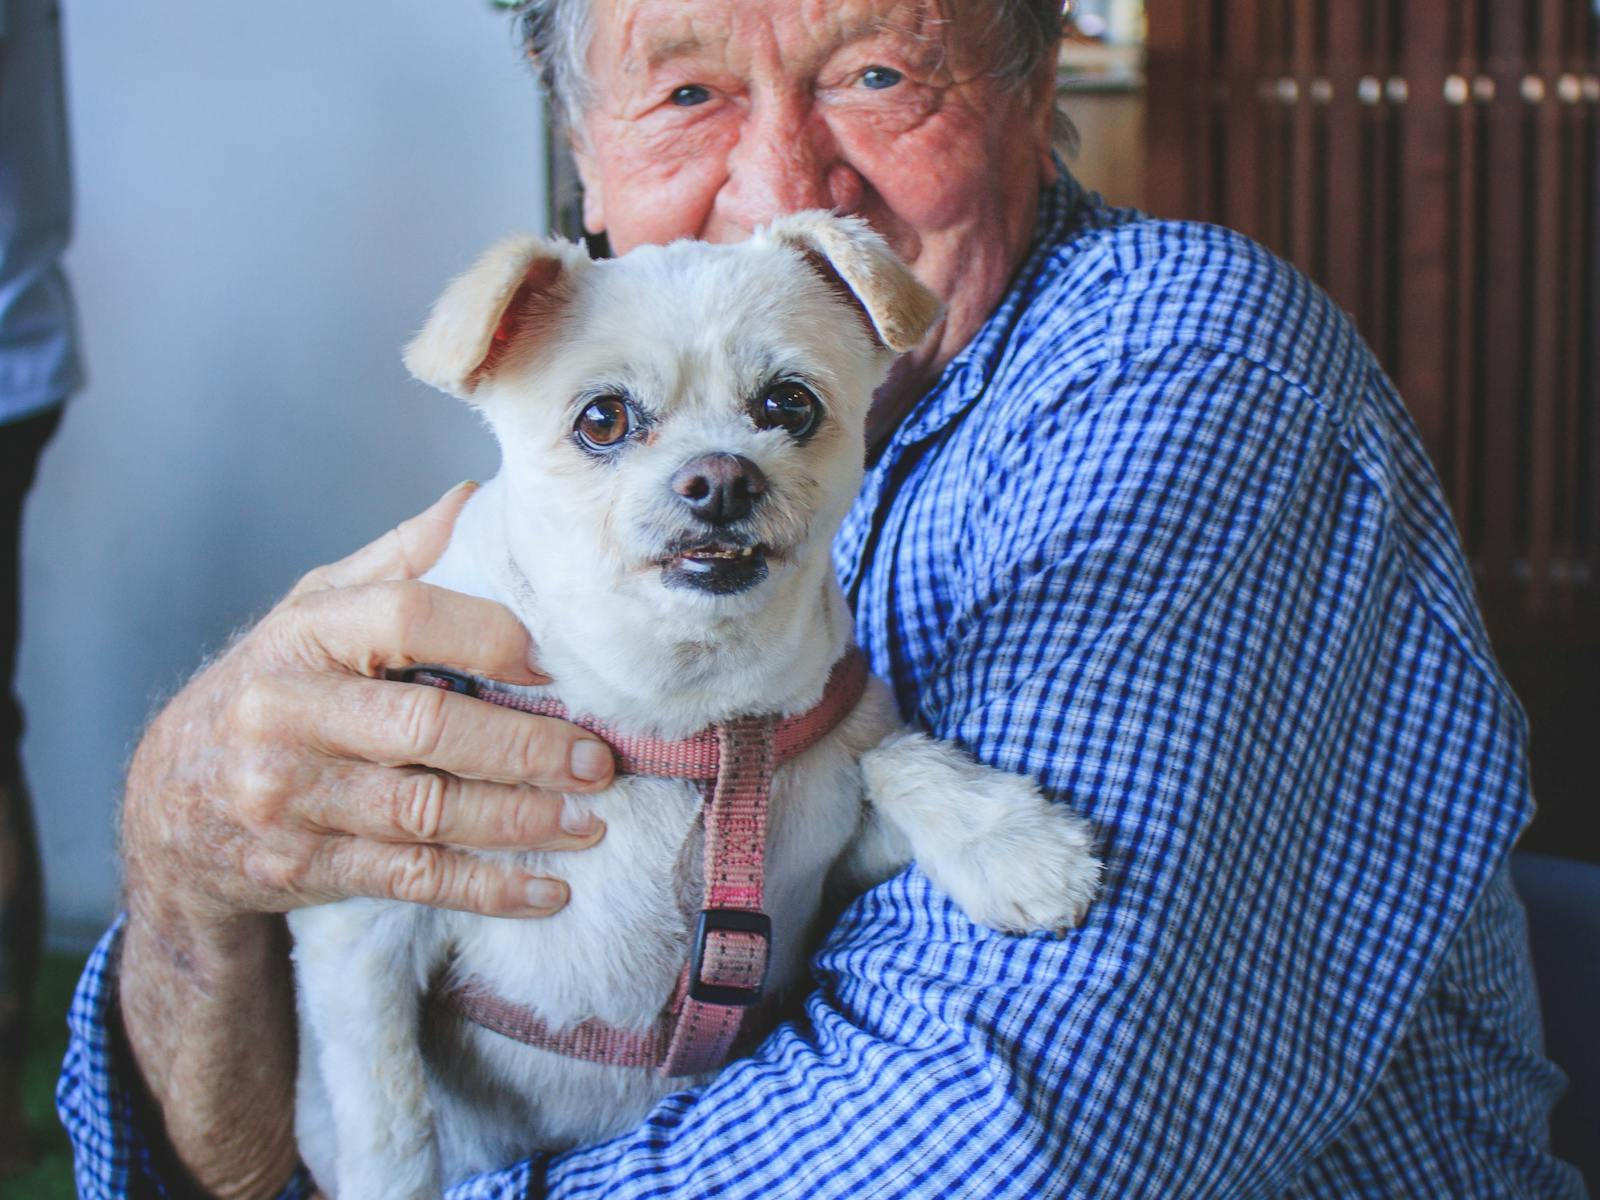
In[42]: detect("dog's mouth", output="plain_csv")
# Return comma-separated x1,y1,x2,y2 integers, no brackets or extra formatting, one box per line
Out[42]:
658,540,770,595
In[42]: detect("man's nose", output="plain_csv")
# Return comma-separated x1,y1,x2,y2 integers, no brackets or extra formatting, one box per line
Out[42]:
716,99,865,230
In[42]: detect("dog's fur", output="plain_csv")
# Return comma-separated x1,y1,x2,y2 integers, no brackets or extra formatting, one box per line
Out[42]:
288,215,1101,1199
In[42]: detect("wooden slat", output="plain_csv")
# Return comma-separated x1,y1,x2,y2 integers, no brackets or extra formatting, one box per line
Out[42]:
1260,0,1289,257
1363,0,1398,369
1556,0,1589,601
1197,0,1223,218
1289,0,1319,274
1143,0,1200,219
1223,0,1266,241
1322,0,1364,319
1398,2,1453,464
1587,0,1600,583
1447,0,1484,545
1479,0,1530,613
1524,0,1566,612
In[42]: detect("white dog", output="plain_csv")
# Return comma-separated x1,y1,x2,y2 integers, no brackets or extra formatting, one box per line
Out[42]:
288,214,1101,1200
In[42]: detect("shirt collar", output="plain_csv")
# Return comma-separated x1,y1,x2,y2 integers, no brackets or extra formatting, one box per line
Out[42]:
835,168,1090,605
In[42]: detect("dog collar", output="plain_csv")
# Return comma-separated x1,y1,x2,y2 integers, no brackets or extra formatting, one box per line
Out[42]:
403,646,869,1077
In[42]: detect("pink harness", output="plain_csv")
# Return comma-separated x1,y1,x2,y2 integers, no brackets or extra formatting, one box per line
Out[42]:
403,648,869,1077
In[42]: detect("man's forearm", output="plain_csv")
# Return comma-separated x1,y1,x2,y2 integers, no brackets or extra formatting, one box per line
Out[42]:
101,484,605,1200
120,898,300,1200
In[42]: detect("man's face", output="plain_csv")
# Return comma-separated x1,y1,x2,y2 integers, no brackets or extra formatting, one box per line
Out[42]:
572,0,1057,434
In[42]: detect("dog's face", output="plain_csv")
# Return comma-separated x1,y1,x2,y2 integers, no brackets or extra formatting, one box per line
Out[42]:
405,214,941,619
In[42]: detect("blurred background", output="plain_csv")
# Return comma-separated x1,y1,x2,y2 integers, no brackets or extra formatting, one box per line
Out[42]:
2,4,543,1185
2,0,1598,1191
21,0,545,951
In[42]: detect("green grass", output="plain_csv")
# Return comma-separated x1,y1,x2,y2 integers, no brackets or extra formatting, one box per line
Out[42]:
1,952,86,1200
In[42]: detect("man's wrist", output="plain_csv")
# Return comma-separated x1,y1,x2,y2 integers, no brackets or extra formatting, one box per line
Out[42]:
123,884,279,987
118,902,301,1199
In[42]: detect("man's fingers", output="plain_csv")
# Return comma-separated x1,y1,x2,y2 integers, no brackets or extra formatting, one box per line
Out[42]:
294,481,478,596
287,578,547,686
314,768,605,853
302,673,615,791
319,838,570,917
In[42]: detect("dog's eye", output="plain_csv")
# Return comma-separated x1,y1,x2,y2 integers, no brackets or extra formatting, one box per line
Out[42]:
576,396,632,450
754,383,822,440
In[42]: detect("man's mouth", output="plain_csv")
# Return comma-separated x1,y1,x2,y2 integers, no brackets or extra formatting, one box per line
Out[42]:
659,541,770,595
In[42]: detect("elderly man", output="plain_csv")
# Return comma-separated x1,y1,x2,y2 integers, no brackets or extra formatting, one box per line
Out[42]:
59,1,1582,1197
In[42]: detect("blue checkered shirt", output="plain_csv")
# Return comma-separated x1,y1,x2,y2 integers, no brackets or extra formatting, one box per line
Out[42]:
58,173,1584,1197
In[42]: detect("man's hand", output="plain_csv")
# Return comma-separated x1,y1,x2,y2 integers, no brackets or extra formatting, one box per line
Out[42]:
118,481,614,1199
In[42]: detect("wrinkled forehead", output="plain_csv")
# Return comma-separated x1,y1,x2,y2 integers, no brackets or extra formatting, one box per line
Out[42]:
540,240,876,404
595,0,977,79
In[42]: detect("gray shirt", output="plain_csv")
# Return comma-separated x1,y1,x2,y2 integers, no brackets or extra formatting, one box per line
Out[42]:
0,0,83,422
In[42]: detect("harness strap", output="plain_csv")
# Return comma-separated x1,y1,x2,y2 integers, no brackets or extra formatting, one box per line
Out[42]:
440,980,672,1070
414,648,868,1076
662,715,775,1075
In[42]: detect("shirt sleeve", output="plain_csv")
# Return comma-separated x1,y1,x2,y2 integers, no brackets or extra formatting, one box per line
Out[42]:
56,915,318,1200
56,917,531,1200
535,341,1537,1197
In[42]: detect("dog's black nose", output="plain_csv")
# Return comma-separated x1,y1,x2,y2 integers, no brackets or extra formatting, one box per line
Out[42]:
671,453,767,525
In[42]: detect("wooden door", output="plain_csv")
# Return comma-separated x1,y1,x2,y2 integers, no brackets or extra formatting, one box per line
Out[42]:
1146,0,1600,857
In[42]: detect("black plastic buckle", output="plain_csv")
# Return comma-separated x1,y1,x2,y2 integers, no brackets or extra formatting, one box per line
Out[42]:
394,667,478,697
689,908,772,1007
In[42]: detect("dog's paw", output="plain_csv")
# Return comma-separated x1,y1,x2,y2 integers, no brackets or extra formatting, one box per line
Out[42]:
928,797,1101,934
860,732,1102,935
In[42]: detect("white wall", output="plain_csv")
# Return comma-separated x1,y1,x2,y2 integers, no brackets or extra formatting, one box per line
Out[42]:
21,1,549,948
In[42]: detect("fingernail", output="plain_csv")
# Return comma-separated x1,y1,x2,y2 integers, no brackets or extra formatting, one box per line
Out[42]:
436,480,478,507
569,739,613,784
560,805,602,838
524,877,568,911
525,647,553,684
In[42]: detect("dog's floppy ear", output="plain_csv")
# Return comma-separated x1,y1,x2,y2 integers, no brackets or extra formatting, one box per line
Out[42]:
404,235,591,400
763,212,943,354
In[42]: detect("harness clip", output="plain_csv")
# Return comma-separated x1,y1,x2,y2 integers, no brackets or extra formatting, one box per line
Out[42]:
395,667,479,697
689,908,772,1007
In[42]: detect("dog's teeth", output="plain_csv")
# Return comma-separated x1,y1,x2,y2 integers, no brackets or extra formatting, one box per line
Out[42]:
672,545,762,563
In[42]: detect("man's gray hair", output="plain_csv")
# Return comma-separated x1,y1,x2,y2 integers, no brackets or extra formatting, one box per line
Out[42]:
512,0,595,132
512,1,1064,132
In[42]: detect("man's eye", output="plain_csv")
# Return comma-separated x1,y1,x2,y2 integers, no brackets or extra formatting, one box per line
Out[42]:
860,66,903,90
670,84,712,106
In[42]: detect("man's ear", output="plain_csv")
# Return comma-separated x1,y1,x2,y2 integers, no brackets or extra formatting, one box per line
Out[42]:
403,235,591,401
570,134,608,236
762,212,943,354
1029,52,1067,180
